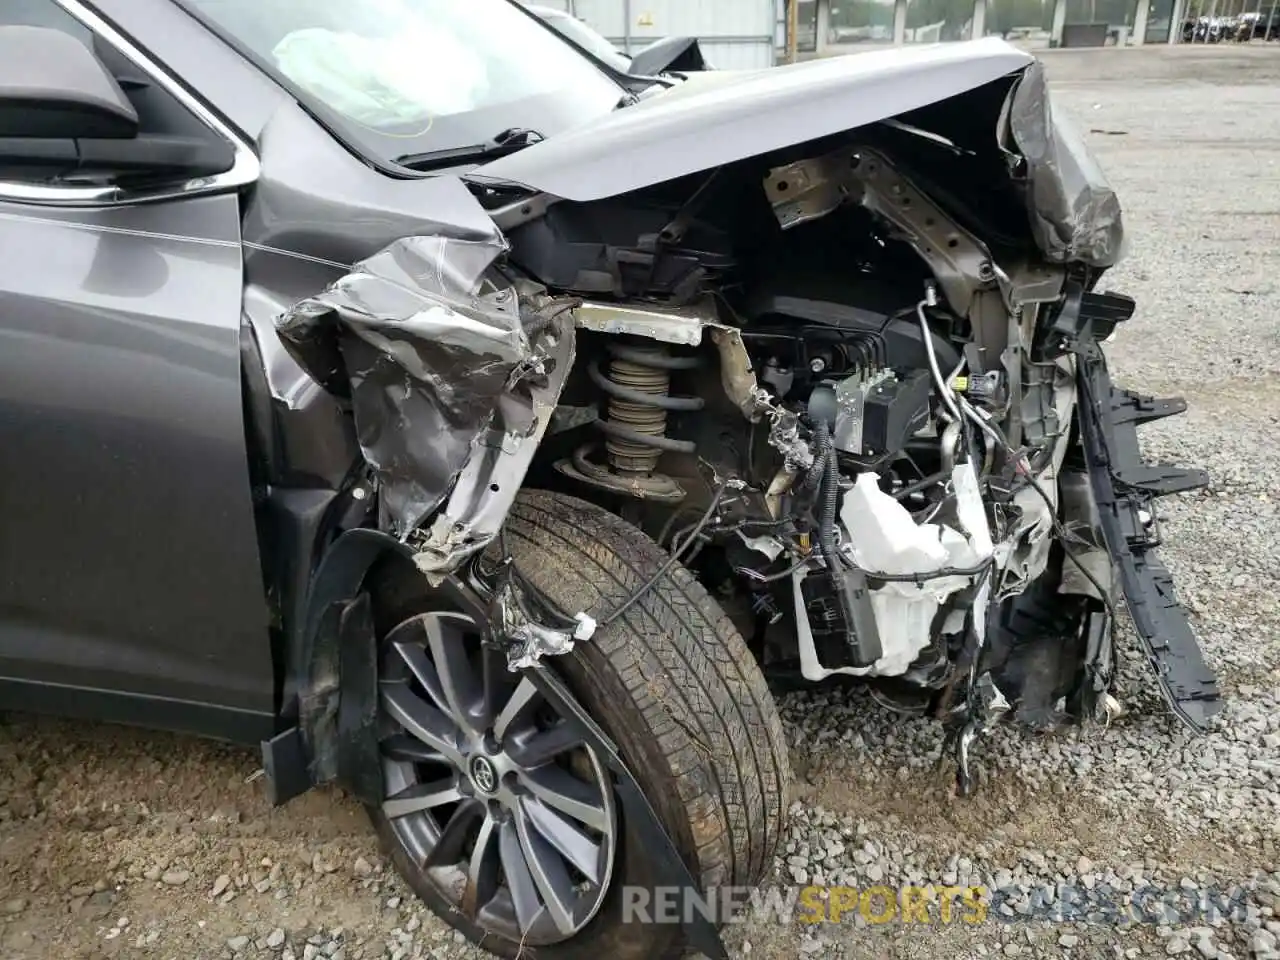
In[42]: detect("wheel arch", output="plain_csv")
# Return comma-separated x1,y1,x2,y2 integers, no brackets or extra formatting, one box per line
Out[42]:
264,527,417,807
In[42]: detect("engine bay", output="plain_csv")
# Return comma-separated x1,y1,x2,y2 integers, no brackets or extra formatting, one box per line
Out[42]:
274,53,1218,805
484,119,1133,745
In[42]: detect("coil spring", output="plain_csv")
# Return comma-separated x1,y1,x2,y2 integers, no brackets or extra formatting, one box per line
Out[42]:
567,340,704,501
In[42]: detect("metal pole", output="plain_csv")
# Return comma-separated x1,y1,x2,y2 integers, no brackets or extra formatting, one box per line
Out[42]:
1132,0,1151,43
623,0,632,54
893,0,909,43
971,0,987,38
1168,0,1186,41
1269,0,1279,39
1050,0,1068,44
787,0,799,61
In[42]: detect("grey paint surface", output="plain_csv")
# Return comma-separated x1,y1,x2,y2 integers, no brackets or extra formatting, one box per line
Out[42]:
241,100,501,270
0,195,274,715
472,38,1034,201
235,97,519,494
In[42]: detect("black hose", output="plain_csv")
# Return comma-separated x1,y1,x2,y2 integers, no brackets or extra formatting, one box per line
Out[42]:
597,478,730,630
891,469,950,502
816,427,850,619
799,439,829,497
813,423,838,562
812,425,859,652
811,423,883,666
850,555,994,584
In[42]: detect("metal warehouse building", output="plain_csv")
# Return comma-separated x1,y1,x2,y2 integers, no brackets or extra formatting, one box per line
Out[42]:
532,0,783,68
538,0,1277,64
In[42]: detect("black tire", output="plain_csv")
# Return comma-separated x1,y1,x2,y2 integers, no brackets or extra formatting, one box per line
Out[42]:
369,490,790,960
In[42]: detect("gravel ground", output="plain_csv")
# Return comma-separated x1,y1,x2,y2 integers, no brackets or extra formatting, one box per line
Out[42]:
3,43,1280,960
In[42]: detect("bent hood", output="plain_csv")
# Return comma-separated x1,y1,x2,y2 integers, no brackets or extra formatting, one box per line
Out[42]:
470,39,1124,269
471,38,1034,203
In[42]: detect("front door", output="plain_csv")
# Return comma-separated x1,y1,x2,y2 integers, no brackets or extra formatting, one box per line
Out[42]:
0,0,274,740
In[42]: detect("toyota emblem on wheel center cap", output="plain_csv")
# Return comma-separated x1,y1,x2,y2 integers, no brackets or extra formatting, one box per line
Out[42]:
469,756,499,795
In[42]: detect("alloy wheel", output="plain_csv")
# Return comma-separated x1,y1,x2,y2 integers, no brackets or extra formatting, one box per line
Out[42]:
378,610,618,945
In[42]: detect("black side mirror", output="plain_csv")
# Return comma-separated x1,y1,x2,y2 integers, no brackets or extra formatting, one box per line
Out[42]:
0,25,138,139
627,36,711,77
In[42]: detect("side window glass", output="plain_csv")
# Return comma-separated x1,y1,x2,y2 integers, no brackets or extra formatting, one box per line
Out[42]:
0,0,235,192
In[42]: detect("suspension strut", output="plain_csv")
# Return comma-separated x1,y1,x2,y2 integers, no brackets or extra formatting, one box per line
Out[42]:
556,339,703,502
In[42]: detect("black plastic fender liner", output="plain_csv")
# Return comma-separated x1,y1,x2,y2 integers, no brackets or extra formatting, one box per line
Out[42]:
264,528,417,806
335,593,382,807
1075,346,1222,732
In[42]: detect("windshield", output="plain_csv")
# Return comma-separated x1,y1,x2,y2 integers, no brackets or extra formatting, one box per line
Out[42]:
541,12,632,73
184,0,625,166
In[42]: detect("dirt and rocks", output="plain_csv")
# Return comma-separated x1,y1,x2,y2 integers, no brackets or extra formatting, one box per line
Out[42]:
3,42,1279,960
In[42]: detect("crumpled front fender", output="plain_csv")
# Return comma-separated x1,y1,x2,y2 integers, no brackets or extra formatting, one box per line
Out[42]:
275,234,577,572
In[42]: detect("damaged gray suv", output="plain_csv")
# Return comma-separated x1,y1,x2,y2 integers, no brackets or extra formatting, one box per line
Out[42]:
0,1,1221,957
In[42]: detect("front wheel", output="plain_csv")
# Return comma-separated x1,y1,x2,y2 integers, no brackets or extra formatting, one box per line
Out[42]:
367,490,791,959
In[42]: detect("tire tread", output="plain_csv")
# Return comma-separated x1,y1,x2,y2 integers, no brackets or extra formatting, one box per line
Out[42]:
504,490,790,891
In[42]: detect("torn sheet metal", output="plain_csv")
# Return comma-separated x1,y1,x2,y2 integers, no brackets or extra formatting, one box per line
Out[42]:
1005,60,1125,268
572,299,715,346
574,300,773,422
486,560,596,671
414,305,576,572
708,326,775,421
276,234,574,549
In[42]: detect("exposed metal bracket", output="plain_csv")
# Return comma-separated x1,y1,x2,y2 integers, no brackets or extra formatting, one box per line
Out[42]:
572,300,773,422
1114,465,1211,498
763,144,997,317
1109,389,1188,427
760,152,846,230
1104,389,1209,497
486,190,559,231
572,298,717,346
